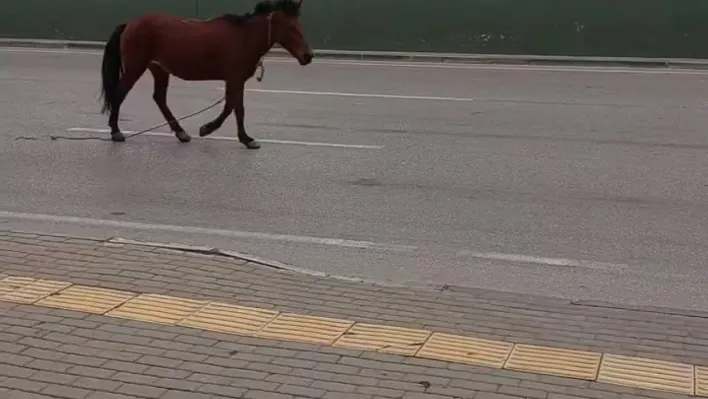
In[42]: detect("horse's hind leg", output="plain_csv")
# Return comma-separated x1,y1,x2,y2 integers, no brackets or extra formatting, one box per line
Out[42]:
108,62,148,142
148,63,190,143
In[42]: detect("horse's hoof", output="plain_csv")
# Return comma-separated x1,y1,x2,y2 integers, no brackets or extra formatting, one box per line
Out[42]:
175,131,191,143
111,132,126,142
243,139,261,149
199,125,212,137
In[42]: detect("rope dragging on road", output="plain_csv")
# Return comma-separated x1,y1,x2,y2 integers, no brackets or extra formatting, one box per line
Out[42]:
14,61,268,143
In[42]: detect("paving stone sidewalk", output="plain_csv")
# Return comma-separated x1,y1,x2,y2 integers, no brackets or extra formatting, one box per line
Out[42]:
3,299,692,399
1,230,708,399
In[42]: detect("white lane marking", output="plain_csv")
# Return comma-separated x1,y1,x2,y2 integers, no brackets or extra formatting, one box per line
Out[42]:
458,250,629,271
245,88,479,102
0,211,417,252
3,47,708,76
66,128,383,149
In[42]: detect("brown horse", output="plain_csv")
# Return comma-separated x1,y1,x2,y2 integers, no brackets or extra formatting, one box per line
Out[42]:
99,0,314,148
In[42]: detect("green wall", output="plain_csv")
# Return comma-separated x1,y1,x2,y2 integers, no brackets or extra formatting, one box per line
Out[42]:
1,0,706,58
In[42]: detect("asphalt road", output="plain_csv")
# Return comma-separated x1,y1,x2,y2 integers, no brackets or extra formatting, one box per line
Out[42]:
2,48,708,311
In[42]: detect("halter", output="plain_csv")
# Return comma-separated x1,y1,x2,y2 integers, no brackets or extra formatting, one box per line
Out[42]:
255,12,273,82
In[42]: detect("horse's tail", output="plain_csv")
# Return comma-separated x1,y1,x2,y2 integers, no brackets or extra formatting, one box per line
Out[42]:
100,23,127,115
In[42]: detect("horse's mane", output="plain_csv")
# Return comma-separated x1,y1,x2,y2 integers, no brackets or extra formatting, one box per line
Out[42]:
220,0,300,26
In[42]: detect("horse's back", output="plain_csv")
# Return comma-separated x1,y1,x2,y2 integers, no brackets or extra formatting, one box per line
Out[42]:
122,13,235,80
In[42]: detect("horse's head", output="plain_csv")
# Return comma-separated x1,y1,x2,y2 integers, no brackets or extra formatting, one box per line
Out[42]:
264,0,313,65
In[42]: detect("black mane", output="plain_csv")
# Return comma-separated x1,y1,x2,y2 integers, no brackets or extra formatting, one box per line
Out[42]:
220,0,300,25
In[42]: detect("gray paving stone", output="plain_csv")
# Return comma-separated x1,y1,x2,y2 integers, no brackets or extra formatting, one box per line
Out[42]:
29,370,78,385
0,364,34,378
197,383,248,397
277,385,327,398
311,381,358,393
322,393,373,399
497,386,549,399
474,394,527,399
71,377,122,391
116,383,166,399
111,371,159,385
85,393,138,399
7,392,58,399
0,377,49,392
245,391,295,399
40,384,91,399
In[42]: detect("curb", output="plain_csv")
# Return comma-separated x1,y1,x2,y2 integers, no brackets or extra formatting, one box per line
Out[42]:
4,37,708,69
5,228,708,319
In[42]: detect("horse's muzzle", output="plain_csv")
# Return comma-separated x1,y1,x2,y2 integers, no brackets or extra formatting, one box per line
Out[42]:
301,51,314,65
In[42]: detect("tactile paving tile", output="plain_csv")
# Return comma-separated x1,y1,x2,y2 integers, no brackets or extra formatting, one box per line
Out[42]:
256,313,354,345
0,276,36,296
0,279,72,304
416,332,514,368
504,344,601,380
107,293,207,325
333,323,431,356
36,285,136,314
179,302,279,335
597,354,694,395
696,366,707,397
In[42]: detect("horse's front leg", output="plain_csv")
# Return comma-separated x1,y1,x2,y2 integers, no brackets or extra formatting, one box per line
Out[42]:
232,82,260,150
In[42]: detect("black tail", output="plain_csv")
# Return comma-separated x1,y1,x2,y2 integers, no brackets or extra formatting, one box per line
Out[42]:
100,23,127,115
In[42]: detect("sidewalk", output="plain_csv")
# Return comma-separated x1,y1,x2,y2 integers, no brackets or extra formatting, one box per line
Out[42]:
1,230,707,399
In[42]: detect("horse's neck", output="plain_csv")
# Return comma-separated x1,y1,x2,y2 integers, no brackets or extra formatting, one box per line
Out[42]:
243,19,273,61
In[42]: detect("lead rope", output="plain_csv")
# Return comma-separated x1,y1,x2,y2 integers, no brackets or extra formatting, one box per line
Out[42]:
255,13,273,82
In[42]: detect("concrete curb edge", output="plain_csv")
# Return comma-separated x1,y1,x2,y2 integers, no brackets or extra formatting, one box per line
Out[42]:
5,228,708,319
4,37,708,69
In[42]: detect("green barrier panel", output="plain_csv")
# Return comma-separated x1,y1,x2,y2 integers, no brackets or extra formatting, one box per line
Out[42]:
1,0,707,58
0,0,197,41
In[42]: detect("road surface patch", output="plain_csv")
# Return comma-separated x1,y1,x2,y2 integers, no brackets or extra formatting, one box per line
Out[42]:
0,274,704,397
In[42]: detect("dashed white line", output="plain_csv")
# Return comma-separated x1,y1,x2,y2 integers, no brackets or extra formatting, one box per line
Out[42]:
66,128,383,149
458,250,629,271
0,211,417,252
245,88,480,102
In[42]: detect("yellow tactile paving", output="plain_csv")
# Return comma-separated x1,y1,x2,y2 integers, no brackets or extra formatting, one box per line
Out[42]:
36,285,135,314
178,302,279,335
416,332,514,368
0,274,705,398
333,323,431,356
0,279,72,304
257,313,354,345
0,276,36,296
504,344,602,380
106,293,207,325
597,354,695,395
697,366,707,397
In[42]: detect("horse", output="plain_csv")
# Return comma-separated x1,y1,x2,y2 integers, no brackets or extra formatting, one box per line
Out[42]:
98,0,314,148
